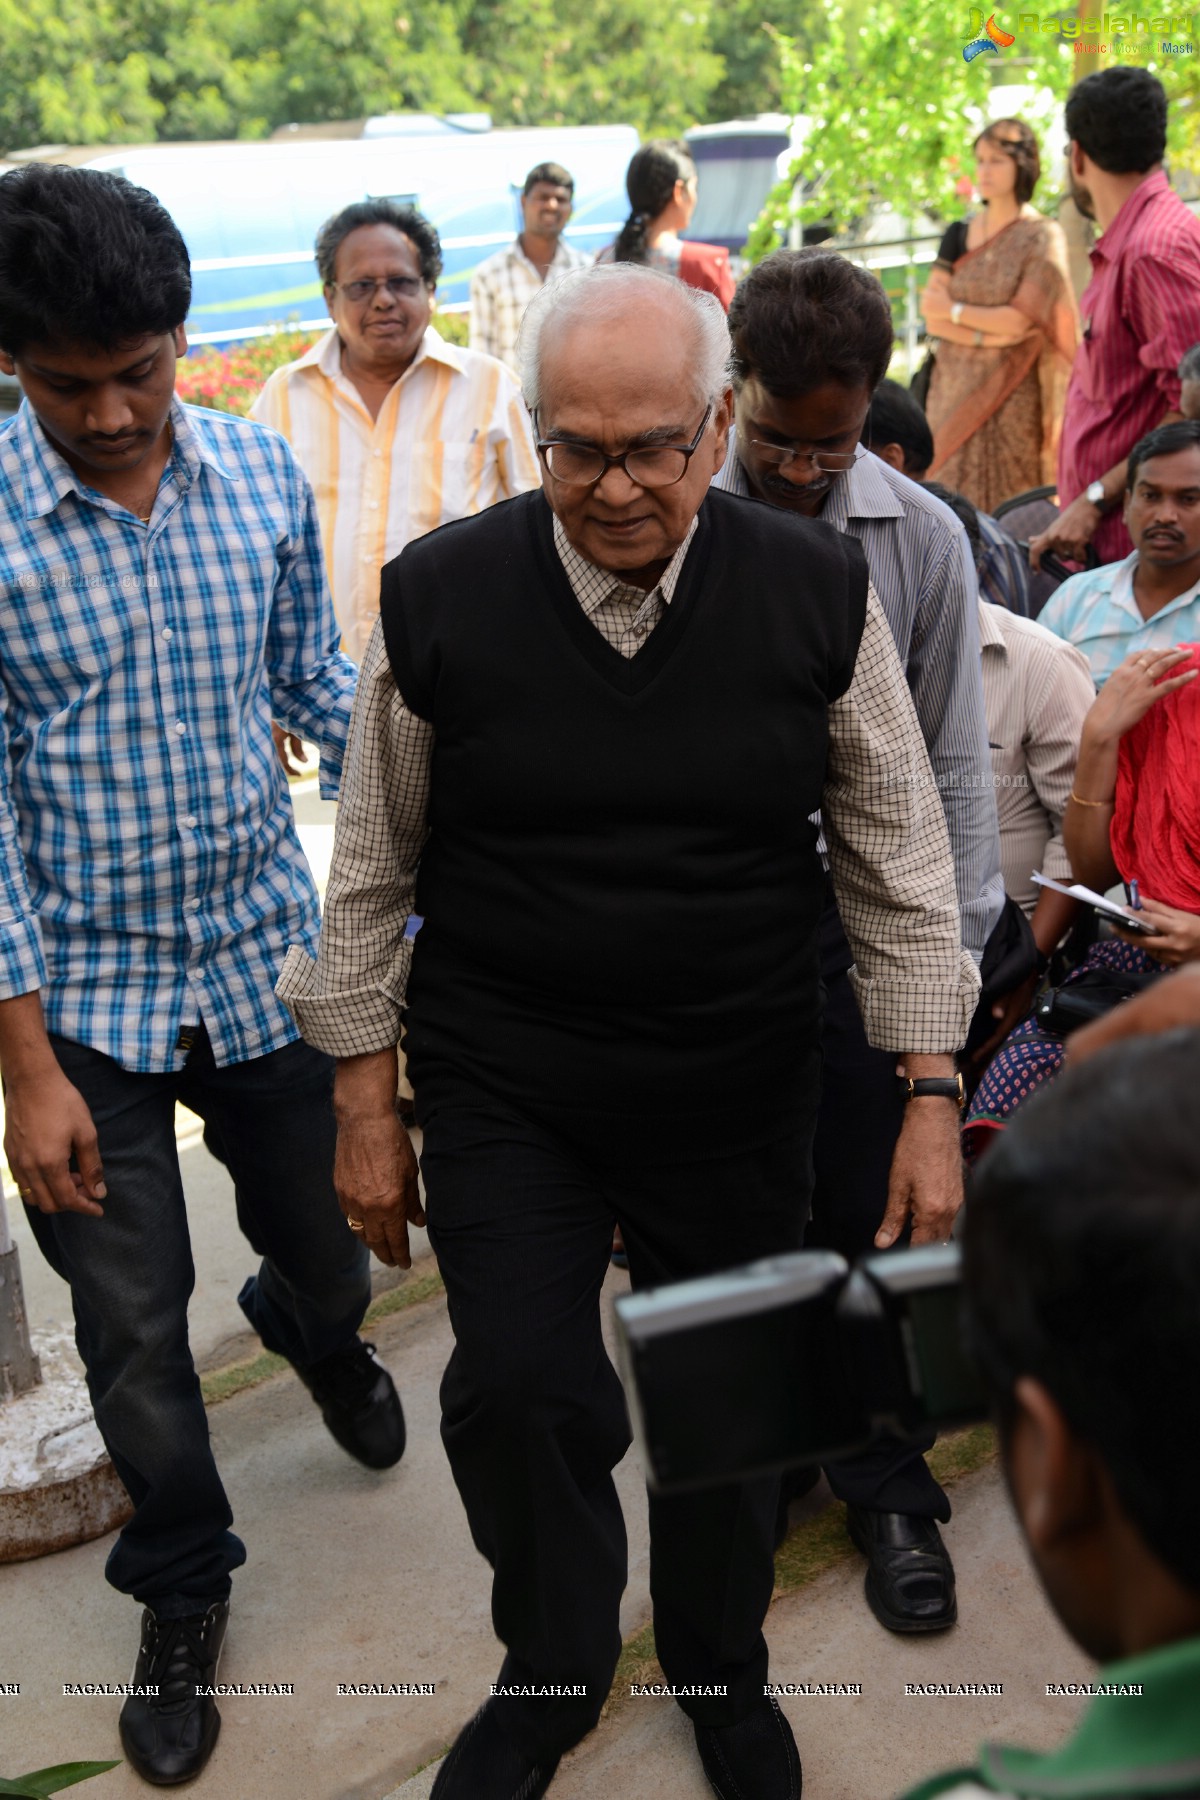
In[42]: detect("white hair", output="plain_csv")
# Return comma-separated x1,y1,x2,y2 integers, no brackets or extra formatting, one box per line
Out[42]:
516,261,731,415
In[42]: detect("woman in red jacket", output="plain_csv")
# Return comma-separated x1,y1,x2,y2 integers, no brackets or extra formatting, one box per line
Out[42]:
597,139,736,312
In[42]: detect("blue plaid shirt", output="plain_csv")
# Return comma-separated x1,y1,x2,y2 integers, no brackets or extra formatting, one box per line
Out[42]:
0,398,356,1071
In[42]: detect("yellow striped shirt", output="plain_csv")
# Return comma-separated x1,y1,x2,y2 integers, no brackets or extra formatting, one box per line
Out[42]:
251,326,540,662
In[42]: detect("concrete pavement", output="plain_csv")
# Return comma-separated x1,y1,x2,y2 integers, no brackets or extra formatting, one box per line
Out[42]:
0,770,1093,1796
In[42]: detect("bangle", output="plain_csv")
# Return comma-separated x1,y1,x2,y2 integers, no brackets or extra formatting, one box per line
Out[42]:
950,301,964,326
1069,789,1114,807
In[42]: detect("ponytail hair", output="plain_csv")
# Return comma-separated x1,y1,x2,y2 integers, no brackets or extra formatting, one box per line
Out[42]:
612,139,696,264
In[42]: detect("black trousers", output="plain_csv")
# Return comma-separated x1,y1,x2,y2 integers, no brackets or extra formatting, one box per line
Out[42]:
419,1092,816,1760
807,886,949,1521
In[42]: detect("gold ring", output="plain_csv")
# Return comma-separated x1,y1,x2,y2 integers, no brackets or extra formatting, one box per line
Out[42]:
347,1217,366,1233
18,1186,32,1197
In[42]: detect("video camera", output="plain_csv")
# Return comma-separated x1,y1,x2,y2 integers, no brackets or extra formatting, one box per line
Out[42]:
613,1244,989,1495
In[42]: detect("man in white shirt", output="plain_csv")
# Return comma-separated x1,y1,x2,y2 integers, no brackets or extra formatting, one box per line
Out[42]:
253,200,539,665
469,162,590,372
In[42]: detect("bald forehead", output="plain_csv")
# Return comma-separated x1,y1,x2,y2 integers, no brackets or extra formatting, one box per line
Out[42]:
537,294,701,413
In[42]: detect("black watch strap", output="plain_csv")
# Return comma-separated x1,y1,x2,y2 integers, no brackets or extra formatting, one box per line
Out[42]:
904,1074,966,1110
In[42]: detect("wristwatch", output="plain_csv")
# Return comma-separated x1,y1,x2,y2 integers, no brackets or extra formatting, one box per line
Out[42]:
904,1074,966,1110
1085,479,1107,511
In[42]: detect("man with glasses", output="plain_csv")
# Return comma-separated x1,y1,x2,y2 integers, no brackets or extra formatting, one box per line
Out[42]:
253,200,539,669
715,250,1003,1636
279,262,978,1800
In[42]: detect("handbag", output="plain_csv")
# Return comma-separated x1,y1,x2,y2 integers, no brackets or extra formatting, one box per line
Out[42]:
1035,966,1158,1039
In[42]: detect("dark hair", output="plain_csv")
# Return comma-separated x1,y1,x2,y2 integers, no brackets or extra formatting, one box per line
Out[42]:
964,1030,1200,1593
973,117,1041,206
921,481,983,574
0,164,191,357
1178,343,1200,384
315,199,443,289
728,250,894,398
1125,418,1200,490
1065,68,1167,174
613,139,695,265
523,162,574,198
864,378,934,477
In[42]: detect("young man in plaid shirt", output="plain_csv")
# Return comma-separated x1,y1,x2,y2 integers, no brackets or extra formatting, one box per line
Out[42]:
0,165,403,1786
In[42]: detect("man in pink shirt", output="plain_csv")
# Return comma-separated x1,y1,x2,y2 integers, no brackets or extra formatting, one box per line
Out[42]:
1031,69,1200,570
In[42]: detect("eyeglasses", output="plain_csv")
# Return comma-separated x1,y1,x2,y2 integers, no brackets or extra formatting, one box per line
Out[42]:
333,276,426,303
746,439,858,475
534,405,712,489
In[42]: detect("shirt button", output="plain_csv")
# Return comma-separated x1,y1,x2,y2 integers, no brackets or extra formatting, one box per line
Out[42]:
362,555,372,564
187,898,201,912
161,627,174,641
188,969,204,983
175,721,187,736
369,501,380,510
184,815,198,829
372,449,383,459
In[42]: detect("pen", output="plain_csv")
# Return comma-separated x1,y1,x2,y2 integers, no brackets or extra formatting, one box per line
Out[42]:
1129,879,1141,911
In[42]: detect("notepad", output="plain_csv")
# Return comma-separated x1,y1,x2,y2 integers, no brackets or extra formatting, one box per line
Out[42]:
1031,873,1160,936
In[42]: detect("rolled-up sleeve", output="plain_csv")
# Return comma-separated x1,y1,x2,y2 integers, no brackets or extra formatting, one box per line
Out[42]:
276,622,431,1055
823,586,980,1053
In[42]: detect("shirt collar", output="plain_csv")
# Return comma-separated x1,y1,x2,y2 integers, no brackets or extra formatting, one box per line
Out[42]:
304,323,468,387
510,236,577,277
1108,549,1200,621
975,1635,1200,1796
17,394,231,522
1091,168,1171,265
552,512,699,614
976,597,1007,653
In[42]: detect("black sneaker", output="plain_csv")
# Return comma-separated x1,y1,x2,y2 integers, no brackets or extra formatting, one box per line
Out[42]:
119,1600,229,1785
294,1337,406,1469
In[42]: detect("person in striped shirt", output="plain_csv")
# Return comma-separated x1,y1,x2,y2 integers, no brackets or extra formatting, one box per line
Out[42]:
252,200,540,667
1030,69,1200,572
0,165,404,1786
469,161,590,372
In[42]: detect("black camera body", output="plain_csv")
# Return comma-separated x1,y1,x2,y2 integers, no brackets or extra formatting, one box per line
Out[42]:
613,1244,988,1494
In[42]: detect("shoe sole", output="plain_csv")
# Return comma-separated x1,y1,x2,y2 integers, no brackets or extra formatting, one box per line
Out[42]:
846,1514,958,1636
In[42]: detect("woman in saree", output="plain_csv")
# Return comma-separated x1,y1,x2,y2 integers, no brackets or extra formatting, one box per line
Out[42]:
921,119,1078,513
963,642,1200,1161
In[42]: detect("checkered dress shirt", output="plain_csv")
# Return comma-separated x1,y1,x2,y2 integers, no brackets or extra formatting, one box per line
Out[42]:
469,236,591,372
0,398,355,1071
278,504,979,1057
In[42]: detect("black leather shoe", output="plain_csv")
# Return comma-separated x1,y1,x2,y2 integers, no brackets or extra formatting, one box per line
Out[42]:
294,1337,405,1469
694,1696,801,1800
431,1700,560,1798
118,1600,229,1785
845,1504,957,1633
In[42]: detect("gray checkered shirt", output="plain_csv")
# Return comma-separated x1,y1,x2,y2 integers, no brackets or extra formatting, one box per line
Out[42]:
278,509,979,1055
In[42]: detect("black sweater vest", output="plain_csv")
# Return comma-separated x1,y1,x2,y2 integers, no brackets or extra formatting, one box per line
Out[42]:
380,489,867,1150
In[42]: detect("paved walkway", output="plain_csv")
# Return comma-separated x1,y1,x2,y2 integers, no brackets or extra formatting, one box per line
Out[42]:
0,771,1093,1796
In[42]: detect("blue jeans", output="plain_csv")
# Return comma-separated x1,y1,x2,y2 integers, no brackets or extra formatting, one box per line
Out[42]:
25,1026,370,1616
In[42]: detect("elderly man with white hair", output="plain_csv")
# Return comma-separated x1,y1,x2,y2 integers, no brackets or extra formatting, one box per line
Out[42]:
277,263,979,1800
